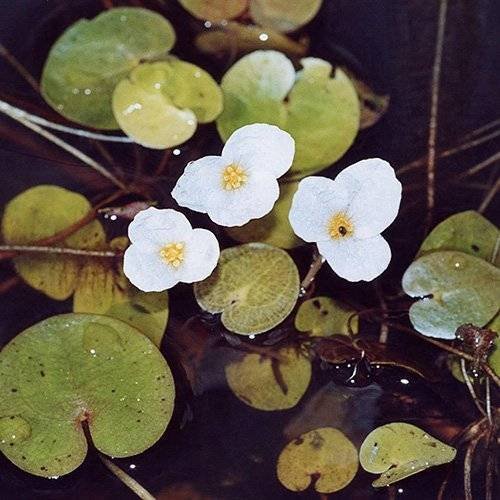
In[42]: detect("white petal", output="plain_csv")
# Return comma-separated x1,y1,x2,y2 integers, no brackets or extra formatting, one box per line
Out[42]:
317,235,391,282
128,207,192,249
222,123,295,178
334,158,402,238
288,176,350,242
207,169,280,226
123,244,179,292
178,228,220,283
171,155,227,214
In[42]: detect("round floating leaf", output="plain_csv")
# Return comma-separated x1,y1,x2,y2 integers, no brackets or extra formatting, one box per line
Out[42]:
402,251,500,339
250,0,323,33
295,297,358,336
195,21,307,59
225,347,311,410
226,182,301,249
194,243,300,335
359,423,456,487
0,314,175,477
217,51,360,178
179,0,247,21
41,7,176,129
418,211,499,266
277,427,358,493
112,59,222,148
1,185,105,300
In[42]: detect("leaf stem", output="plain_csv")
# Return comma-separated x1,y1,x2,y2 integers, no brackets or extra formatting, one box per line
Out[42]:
0,244,119,258
478,177,499,214
460,358,486,418
0,43,39,93
98,454,156,500
299,250,325,296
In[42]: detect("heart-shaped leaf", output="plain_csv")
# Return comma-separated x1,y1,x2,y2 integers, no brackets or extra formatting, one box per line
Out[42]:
226,181,301,249
0,314,175,477
225,347,311,410
359,423,456,487
295,297,358,336
216,51,360,179
41,7,176,129
277,427,358,493
249,0,323,33
418,211,499,265
194,243,300,335
402,251,500,339
1,185,105,300
112,59,222,148
178,0,247,21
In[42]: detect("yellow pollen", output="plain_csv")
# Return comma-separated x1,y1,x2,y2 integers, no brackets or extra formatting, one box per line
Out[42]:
222,164,247,190
159,242,184,268
328,213,354,239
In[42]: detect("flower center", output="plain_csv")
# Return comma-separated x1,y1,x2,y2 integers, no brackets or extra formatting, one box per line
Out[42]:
222,164,247,190
328,213,354,239
159,242,184,268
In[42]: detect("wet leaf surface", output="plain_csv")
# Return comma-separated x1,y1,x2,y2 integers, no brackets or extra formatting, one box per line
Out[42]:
226,182,301,249
112,59,222,148
359,422,456,487
1,186,105,300
194,243,300,335
225,347,311,410
41,7,176,129
402,251,500,339
276,427,358,493
217,51,360,178
0,314,175,477
295,296,358,336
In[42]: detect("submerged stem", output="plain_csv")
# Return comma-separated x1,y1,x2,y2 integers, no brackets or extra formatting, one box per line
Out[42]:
460,358,487,418
0,244,118,258
99,454,156,500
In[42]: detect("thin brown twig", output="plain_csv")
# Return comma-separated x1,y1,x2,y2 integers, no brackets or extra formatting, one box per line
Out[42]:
455,152,500,180
0,244,119,258
425,0,448,231
0,43,39,93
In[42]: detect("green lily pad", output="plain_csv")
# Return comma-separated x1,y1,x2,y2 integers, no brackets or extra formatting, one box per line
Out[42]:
225,181,301,249
295,297,358,336
195,21,307,59
112,59,222,148
225,347,311,410
1,185,105,300
359,423,456,487
178,0,247,21
217,51,360,178
418,211,499,265
41,7,176,129
0,314,175,477
194,243,300,335
277,427,358,493
402,251,500,339
250,0,323,33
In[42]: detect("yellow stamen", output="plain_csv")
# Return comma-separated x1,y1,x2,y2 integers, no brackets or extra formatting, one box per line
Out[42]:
159,242,184,268
222,163,247,190
328,213,354,239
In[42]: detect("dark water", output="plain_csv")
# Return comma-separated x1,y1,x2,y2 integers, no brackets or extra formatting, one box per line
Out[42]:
0,1,498,498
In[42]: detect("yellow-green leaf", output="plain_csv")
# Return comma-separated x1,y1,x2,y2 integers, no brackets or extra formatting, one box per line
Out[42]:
194,243,300,335
179,0,247,21
277,427,358,493
225,347,311,410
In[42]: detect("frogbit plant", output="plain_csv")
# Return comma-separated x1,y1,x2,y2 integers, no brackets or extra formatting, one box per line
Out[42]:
289,159,402,281
172,123,295,226
124,207,220,292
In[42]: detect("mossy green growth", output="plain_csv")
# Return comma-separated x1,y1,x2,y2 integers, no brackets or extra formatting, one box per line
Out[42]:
194,243,300,335
359,423,456,487
41,8,176,129
402,251,500,339
112,59,222,148
0,314,175,477
217,51,360,179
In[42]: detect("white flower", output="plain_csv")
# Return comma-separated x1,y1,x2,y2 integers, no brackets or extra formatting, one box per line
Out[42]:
289,159,402,282
171,123,295,226
123,207,220,292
